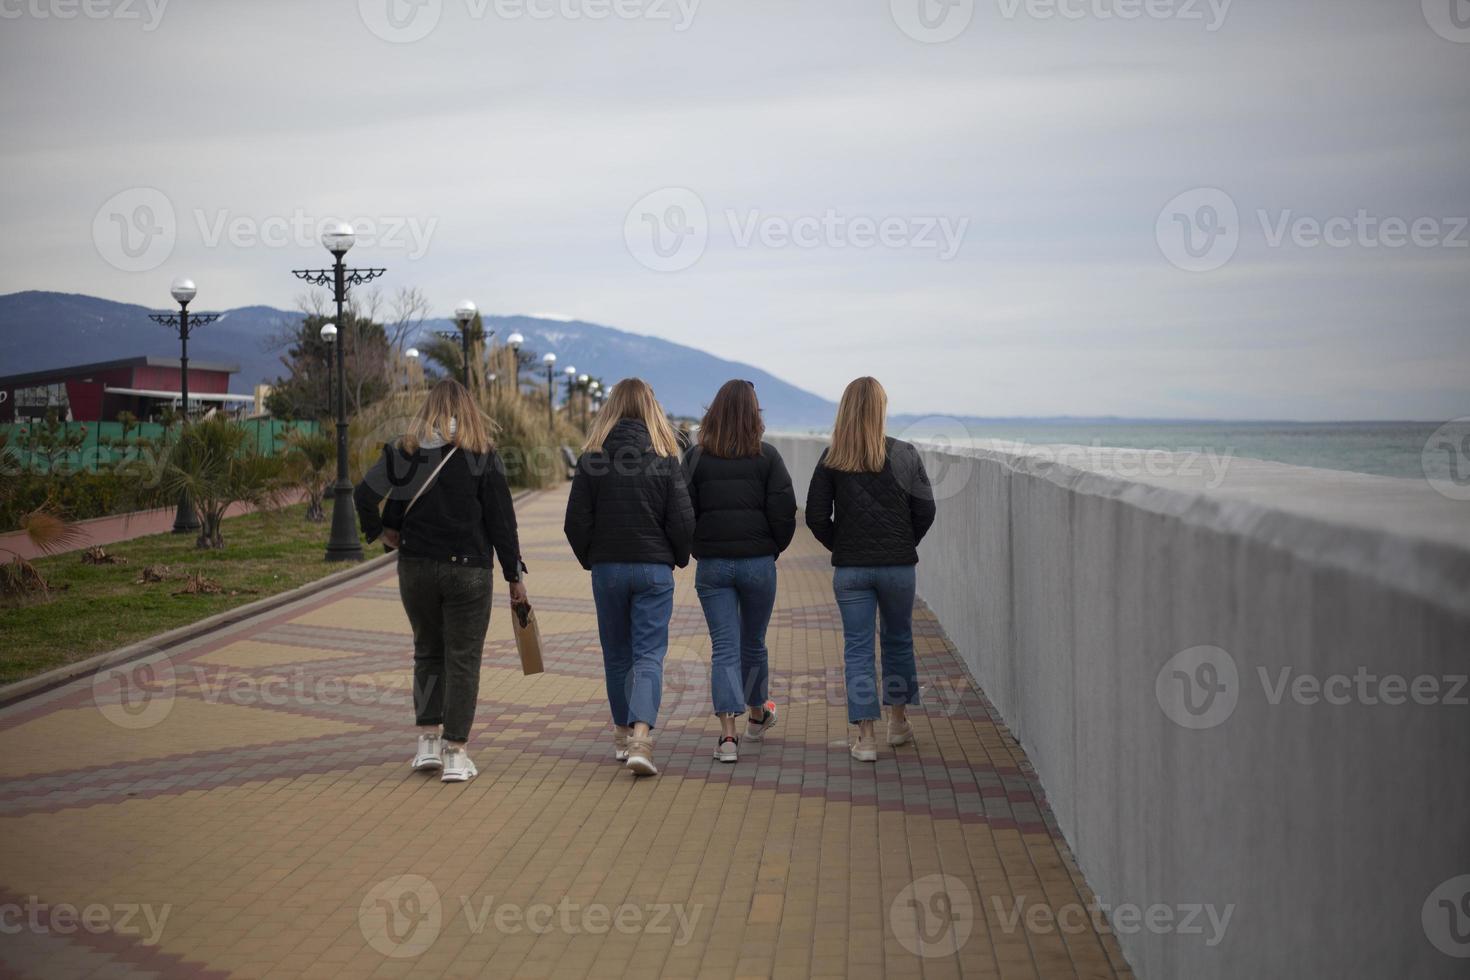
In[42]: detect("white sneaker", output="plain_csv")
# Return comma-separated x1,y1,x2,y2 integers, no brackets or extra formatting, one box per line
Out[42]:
714,736,739,763
625,736,657,776
850,730,878,763
441,746,478,783
744,701,778,741
613,725,632,761
412,733,443,771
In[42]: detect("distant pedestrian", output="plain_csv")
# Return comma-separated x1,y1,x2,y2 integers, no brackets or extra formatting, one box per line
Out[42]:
564,378,695,776
683,380,797,763
354,379,527,784
806,377,935,762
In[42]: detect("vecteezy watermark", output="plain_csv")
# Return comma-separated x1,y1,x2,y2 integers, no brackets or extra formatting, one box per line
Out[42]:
358,0,699,44
1422,0,1470,44
991,896,1234,947
0,0,169,30
890,875,974,957
1422,417,1470,502
92,188,437,272
995,0,1232,30
890,0,975,43
1157,645,1469,730
358,876,703,958
1157,187,1470,272
1155,645,1239,730
0,897,172,946
1423,874,1470,958
92,652,177,731
624,187,970,272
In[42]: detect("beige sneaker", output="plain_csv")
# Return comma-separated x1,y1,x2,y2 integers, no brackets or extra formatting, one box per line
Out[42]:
625,736,658,776
613,725,632,761
887,718,913,747
850,729,878,762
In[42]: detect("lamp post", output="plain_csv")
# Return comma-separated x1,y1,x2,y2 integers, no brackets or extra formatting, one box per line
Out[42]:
542,352,557,427
563,366,577,425
292,221,385,562
507,332,524,395
578,373,590,429
320,322,337,414
148,277,220,534
405,346,420,389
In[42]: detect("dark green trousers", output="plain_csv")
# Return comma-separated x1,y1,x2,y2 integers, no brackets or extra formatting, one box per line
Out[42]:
397,557,493,743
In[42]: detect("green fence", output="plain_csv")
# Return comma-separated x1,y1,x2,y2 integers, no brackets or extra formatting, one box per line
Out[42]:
1,419,321,473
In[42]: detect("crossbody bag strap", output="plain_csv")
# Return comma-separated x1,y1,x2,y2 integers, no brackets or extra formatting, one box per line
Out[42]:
405,446,459,515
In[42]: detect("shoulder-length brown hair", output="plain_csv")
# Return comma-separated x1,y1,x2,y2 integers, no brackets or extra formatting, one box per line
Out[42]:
401,378,494,454
583,377,681,457
825,376,887,472
698,380,764,458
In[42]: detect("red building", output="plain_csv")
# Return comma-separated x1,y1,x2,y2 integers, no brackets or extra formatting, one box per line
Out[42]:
0,356,250,424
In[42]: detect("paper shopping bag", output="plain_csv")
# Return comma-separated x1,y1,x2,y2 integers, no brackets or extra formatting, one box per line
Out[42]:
512,601,543,676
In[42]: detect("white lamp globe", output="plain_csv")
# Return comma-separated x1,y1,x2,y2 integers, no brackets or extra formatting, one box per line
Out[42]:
565,365,577,377
321,221,355,255
507,332,524,350
169,277,197,305
578,373,589,384
405,347,419,359
320,322,338,343
542,352,557,367
455,300,477,324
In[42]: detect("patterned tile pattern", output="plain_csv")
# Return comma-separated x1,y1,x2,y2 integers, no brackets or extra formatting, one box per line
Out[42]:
0,487,1132,979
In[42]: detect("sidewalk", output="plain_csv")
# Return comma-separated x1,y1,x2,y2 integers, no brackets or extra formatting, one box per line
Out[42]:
0,486,1131,979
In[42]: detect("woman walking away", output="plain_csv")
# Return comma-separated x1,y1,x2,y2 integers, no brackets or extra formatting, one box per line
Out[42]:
806,377,936,763
354,379,527,784
564,378,695,776
684,380,797,763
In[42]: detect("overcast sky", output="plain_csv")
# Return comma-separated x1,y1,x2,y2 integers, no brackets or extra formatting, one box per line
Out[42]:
2,0,1466,420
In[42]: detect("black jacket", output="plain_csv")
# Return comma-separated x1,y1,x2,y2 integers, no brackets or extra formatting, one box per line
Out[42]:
353,442,523,582
564,419,696,570
805,437,937,566
682,442,797,559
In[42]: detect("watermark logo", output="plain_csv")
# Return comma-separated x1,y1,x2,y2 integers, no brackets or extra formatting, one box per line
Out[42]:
624,187,708,273
1423,0,1470,43
892,416,978,502
93,187,176,273
93,653,176,730
995,0,1232,31
0,897,172,946
359,875,443,958
1423,417,1470,501
1155,645,1238,730
359,0,443,43
1156,188,1239,273
992,896,1233,947
1423,874,1470,958
890,0,975,43
890,874,974,957
0,0,169,29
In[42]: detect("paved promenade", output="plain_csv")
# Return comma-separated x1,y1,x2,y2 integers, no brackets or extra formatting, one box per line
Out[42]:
0,487,1130,979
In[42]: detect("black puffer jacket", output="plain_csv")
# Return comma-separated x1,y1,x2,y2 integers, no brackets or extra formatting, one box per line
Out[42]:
564,418,696,569
805,437,937,566
681,442,797,559
354,442,523,581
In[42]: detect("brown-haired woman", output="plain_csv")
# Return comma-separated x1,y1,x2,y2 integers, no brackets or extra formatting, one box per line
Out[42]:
805,377,935,762
564,378,695,776
354,379,527,784
683,380,797,763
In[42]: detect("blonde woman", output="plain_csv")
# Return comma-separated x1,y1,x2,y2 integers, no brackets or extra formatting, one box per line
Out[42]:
354,379,527,784
805,377,936,762
564,378,696,776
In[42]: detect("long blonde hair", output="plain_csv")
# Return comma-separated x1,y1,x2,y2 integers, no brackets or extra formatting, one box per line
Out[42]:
401,379,494,454
825,376,888,472
583,378,681,457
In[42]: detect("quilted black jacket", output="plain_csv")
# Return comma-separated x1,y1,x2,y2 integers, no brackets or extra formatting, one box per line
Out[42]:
805,437,937,566
681,442,798,559
564,418,696,570
353,442,523,581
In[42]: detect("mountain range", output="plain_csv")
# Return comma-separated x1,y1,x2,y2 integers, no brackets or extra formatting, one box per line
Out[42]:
0,292,838,428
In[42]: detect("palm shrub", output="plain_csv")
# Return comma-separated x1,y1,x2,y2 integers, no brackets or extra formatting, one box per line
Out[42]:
284,429,334,522
158,417,287,550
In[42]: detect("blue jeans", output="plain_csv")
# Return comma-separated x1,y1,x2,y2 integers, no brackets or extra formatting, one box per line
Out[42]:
591,562,675,729
834,564,921,723
695,556,777,716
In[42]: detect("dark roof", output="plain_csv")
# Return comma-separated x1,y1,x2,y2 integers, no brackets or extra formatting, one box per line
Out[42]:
0,356,241,388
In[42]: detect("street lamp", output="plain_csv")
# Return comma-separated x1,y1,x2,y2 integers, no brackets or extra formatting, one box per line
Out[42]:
292,221,385,562
320,322,337,413
542,352,557,427
563,366,577,422
578,373,590,429
507,332,524,395
148,276,220,534
405,346,420,389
